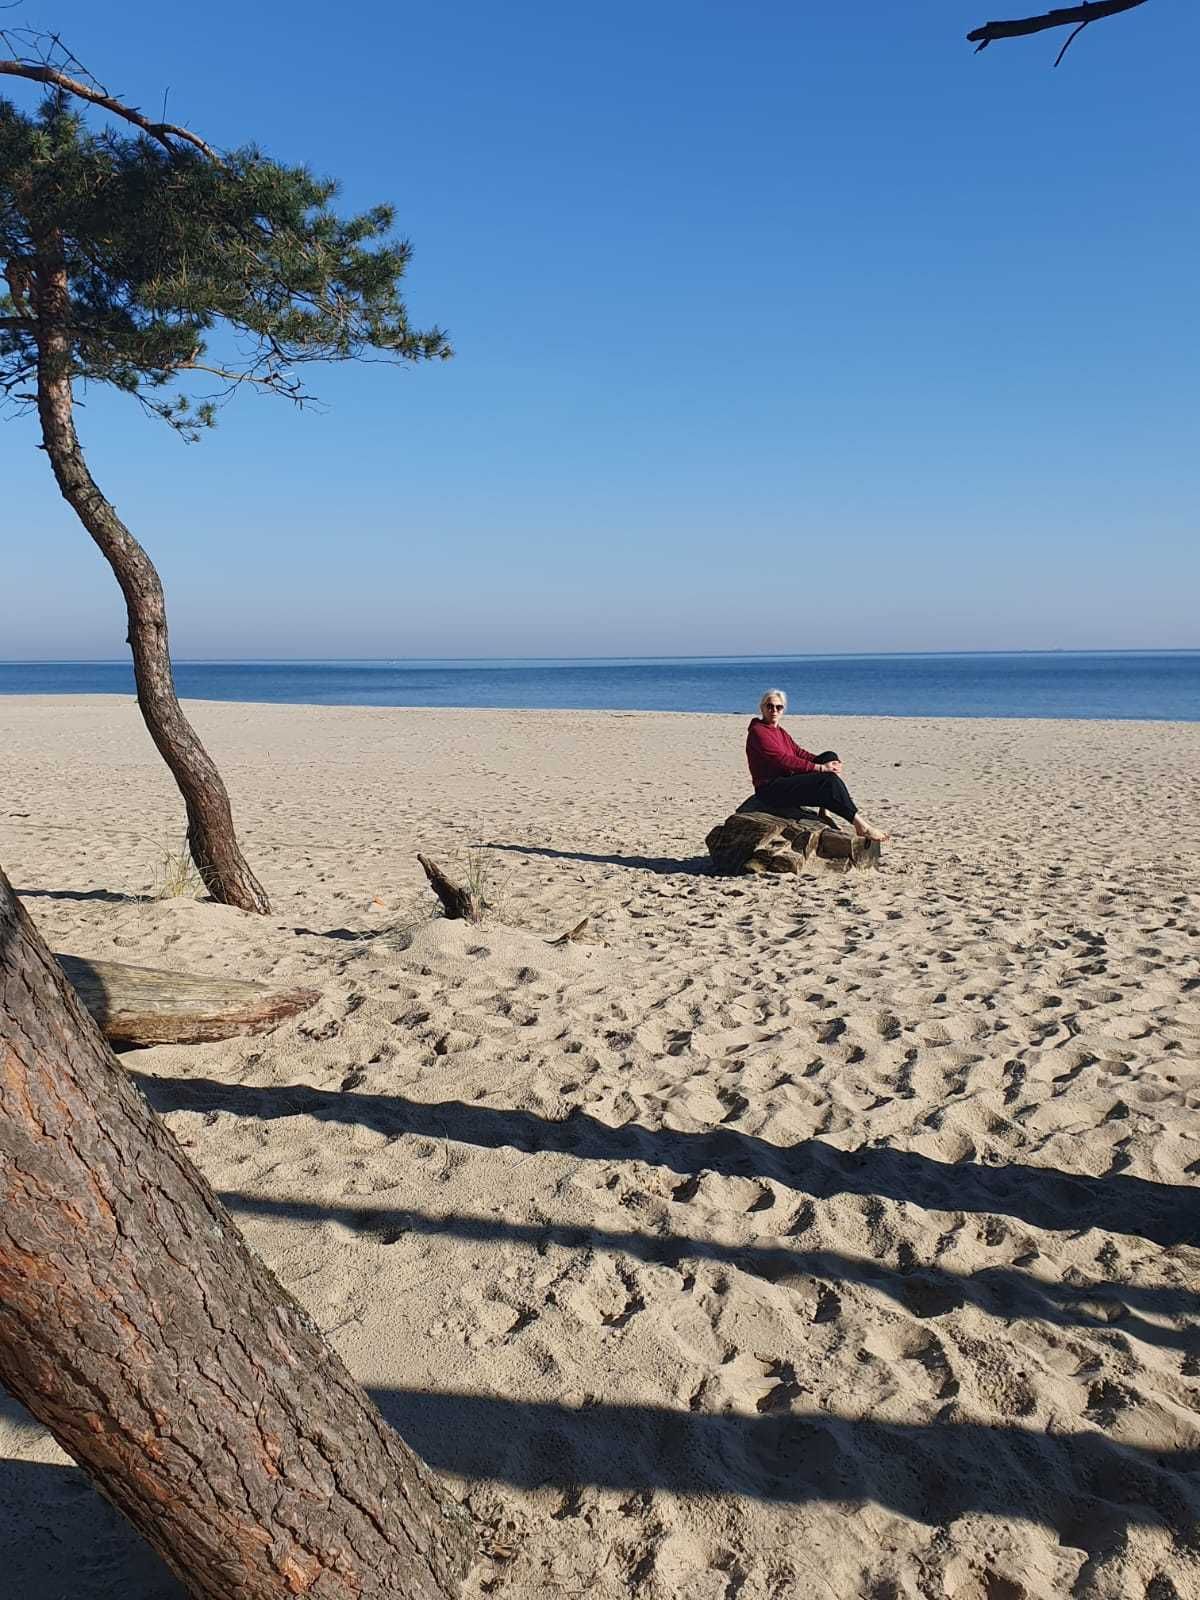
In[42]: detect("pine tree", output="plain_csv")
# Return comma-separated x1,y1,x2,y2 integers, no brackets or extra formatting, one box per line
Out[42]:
0,858,475,1597
1,40,450,910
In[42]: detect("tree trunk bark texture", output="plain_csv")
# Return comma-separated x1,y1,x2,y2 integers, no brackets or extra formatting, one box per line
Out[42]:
0,867,475,1600
30,243,271,914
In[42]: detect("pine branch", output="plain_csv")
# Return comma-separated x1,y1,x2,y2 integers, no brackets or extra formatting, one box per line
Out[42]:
0,362,35,396
175,359,313,400
1,36,449,427
0,57,220,160
968,0,1151,52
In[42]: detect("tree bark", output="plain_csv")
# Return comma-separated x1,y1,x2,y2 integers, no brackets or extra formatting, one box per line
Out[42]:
0,863,475,1600
30,239,271,914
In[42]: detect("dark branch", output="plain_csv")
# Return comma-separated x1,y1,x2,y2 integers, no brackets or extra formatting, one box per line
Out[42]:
0,57,220,160
1053,20,1090,63
416,855,481,923
0,315,36,330
968,0,1151,51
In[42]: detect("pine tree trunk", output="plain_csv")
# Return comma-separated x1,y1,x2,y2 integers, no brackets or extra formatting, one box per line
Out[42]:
0,864,475,1600
30,244,271,914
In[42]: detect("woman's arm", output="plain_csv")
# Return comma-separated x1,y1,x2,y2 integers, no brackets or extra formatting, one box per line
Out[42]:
787,733,842,773
784,731,821,771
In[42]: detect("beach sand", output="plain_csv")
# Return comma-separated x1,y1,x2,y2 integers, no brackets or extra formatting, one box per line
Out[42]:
2,697,1198,1600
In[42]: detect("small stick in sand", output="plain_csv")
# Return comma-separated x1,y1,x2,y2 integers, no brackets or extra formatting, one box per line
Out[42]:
416,854,481,922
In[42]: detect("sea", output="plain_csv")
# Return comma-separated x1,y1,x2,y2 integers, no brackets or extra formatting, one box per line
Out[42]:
2,652,1199,721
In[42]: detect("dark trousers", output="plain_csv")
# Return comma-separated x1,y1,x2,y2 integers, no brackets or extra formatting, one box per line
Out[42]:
753,753,857,824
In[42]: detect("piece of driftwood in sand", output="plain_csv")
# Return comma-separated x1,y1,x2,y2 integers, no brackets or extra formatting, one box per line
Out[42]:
705,807,881,876
55,954,320,1046
416,854,481,921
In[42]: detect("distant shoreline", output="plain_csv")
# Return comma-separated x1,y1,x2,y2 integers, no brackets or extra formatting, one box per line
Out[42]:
3,647,1199,666
2,696,1198,728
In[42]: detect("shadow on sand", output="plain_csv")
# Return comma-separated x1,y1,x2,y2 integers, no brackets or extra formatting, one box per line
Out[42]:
0,1451,182,1599
487,841,712,875
370,1385,1200,1549
222,1192,1200,1356
15,886,139,905
5,1380,1198,1587
133,1072,1200,1251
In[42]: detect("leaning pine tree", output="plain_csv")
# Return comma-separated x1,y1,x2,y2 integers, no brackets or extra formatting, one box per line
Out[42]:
0,856,475,1598
0,46,449,911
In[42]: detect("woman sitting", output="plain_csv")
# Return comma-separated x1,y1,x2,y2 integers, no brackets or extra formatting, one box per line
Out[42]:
746,689,889,843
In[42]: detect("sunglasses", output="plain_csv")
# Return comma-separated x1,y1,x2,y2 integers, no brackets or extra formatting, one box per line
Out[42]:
766,702,784,710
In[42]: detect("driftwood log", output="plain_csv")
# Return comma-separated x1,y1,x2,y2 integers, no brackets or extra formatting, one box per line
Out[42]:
417,854,481,921
706,807,881,876
56,954,319,1046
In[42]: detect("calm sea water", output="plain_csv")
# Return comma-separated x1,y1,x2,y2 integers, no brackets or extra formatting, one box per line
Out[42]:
1,653,1198,721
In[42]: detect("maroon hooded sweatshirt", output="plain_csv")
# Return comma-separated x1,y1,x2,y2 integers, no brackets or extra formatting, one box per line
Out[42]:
746,717,819,790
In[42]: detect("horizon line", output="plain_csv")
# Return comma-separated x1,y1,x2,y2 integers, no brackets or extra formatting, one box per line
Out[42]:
4,648,1200,667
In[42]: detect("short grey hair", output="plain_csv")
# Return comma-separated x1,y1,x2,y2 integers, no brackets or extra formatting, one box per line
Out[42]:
760,688,787,715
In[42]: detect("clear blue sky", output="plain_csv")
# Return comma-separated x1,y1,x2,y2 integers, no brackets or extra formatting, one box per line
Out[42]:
3,1,1197,658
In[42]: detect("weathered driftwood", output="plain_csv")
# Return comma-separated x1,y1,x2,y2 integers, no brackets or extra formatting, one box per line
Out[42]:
416,854,481,921
706,807,881,876
56,954,319,1046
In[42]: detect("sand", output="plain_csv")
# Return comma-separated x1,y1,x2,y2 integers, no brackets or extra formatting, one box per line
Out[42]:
2,697,1199,1600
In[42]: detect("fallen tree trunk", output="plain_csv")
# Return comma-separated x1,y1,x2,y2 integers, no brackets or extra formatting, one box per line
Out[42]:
56,953,319,1046
0,863,475,1600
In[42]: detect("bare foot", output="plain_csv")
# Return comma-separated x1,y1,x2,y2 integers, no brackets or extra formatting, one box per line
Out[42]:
853,817,891,844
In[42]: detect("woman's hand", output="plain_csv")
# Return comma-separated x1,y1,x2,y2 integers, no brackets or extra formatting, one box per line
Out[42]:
819,760,843,775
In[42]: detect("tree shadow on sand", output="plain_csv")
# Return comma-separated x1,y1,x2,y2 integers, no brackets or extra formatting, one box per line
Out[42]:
0,1450,182,1600
486,841,712,875
133,1074,1200,1250
5,1379,1198,1590
15,886,139,905
369,1387,1200,1555
223,1192,1200,1356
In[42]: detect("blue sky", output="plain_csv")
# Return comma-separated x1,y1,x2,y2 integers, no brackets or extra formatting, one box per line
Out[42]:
3,1,1197,658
